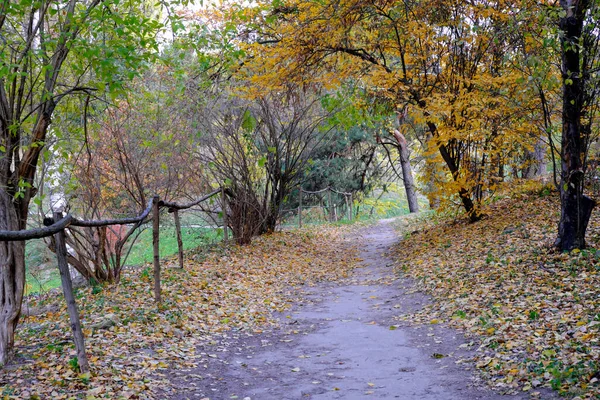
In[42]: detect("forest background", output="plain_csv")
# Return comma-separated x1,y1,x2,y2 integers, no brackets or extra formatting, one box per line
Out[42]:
1,0,600,397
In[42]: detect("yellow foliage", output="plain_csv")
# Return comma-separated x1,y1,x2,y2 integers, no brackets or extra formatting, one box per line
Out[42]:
222,0,560,218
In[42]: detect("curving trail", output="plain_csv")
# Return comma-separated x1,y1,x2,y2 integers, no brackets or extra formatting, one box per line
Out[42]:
164,220,532,399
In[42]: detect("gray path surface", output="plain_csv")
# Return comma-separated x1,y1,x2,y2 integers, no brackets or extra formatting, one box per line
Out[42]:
164,220,534,399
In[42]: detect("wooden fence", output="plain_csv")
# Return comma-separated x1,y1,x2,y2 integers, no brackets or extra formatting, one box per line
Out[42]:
297,187,353,228
0,189,226,373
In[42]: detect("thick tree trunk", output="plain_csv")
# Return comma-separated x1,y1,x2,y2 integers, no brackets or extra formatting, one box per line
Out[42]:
392,130,419,213
0,0,106,365
262,181,286,233
556,0,596,250
557,189,595,250
0,192,25,366
228,189,262,245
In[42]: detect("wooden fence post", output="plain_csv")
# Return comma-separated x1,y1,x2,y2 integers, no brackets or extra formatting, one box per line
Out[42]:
298,189,303,228
328,189,334,222
347,194,352,221
53,212,90,373
221,187,229,242
152,196,161,303
173,209,184,269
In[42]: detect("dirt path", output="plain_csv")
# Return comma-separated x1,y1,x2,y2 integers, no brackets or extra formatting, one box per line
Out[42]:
163,220,529,399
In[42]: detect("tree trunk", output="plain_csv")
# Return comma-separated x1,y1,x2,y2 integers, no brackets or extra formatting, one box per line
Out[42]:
221,187,229,242
523,137,546,179
262,181,286,233
228,189,261,245
152,196,161,303
0,192,26,366
534,137,547,177
556,0,596,250
173,210,184,269
427,123,481,222
523,153,535,179
438,144,479,221
392,130,419,213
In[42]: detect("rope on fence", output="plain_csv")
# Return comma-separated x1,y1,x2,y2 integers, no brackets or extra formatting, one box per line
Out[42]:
162,189,223,268
71,198,155,228
299,187,351,196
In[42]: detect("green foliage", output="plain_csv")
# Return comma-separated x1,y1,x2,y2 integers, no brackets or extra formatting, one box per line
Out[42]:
140,267,151,282
67,356,79,372
528,310,540,321
301,91,391,197
242,110,258,132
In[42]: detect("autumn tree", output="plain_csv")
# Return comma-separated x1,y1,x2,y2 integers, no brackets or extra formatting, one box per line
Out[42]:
0,0,176,365
555,0,600,250
231,0,543,221
193,82,337,243
56,65,207,283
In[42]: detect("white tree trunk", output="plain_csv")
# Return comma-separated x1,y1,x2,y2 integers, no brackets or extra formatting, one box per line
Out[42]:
392,130,419,213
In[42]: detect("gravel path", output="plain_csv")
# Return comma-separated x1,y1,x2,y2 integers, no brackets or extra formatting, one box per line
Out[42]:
164,220,533,399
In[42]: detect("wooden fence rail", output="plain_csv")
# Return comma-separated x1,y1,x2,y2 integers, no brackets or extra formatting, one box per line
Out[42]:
163,189,223,269
297,187,354,228
0,189,226,373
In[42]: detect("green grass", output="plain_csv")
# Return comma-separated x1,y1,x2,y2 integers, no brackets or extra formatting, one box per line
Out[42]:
25,239,59,295
26,273,62,295
125,225,222,265
24,224,223,294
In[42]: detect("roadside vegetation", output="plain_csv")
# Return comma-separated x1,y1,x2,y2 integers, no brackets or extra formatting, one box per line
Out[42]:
394,181,600,398
2,0,600,398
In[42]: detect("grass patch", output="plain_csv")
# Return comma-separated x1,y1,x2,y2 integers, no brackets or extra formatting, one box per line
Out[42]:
125,225,222,266
24,223,223,294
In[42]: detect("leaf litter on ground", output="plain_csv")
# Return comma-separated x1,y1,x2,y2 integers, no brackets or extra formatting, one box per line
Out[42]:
2,225,359,399
392,182,600,399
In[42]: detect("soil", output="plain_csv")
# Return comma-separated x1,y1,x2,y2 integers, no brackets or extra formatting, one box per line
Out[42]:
160,220,550,400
